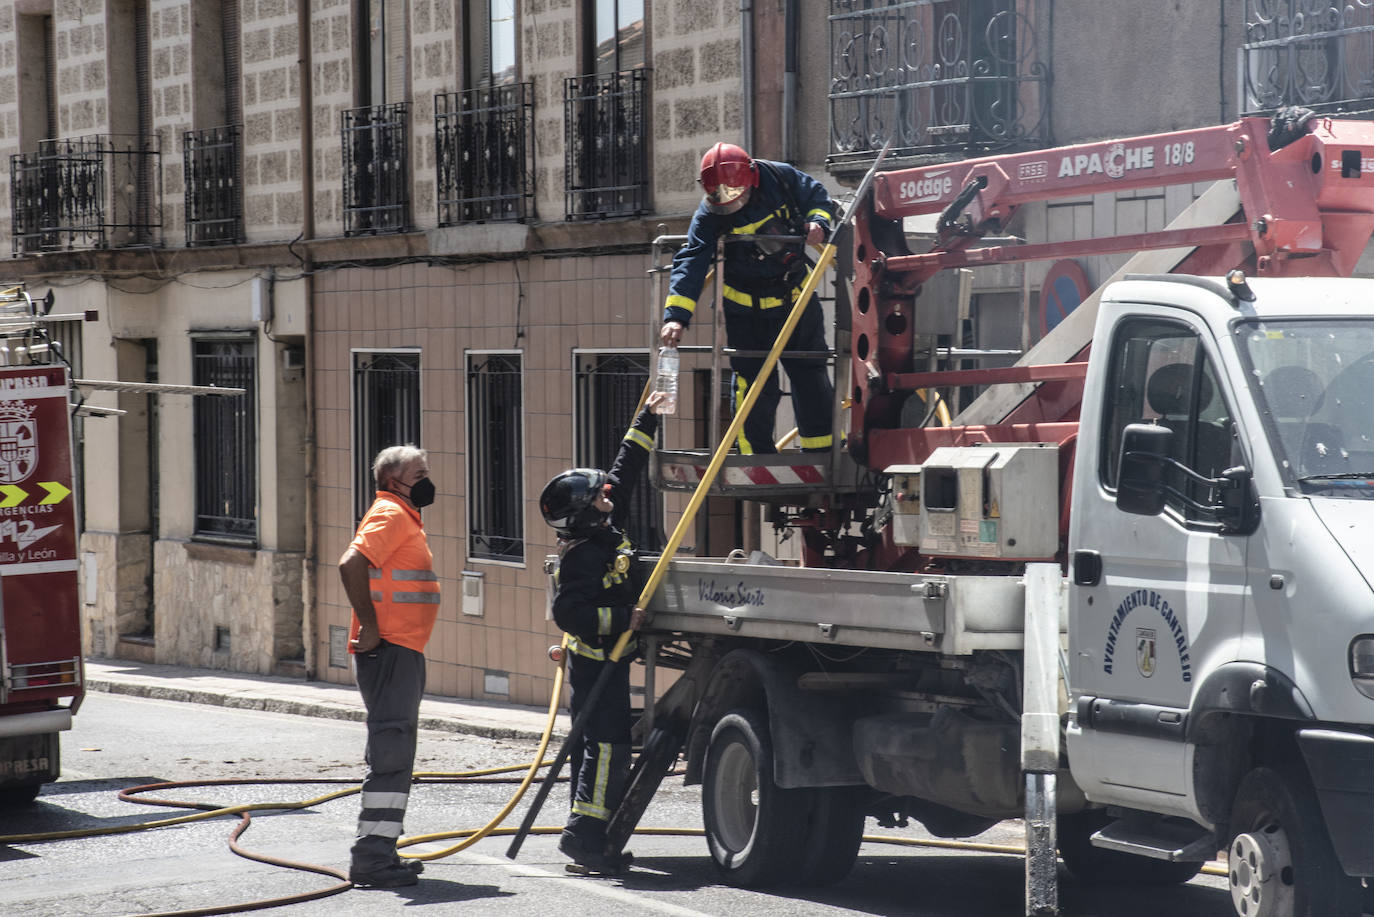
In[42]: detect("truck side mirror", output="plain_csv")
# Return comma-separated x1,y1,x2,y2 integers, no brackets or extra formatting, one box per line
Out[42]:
1217,466,1261,535
1117,423,1172,516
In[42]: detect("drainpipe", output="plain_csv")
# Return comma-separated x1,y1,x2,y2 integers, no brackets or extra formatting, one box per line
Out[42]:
783,0,797,162
741,0,754,151
297,0,319,678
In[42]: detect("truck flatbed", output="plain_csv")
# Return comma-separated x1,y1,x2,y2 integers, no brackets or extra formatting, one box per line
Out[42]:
641,556,1047,655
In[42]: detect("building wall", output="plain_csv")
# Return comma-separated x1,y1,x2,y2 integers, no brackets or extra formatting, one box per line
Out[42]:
313,254,660,705
75,272,308,674
151,0,191,242
243,0,306,238
1050,2,1244,142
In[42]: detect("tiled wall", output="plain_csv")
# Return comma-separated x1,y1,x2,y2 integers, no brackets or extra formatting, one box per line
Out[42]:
312,252,657,705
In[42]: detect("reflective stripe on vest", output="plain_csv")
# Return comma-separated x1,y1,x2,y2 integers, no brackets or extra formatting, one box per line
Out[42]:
368,566,441,609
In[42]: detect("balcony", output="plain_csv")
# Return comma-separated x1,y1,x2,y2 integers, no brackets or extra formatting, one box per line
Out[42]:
342,103,411,236
1242,0,1374,115
436,84,535,224
10,135,162,254
828,0,1049,166
184,124,245,247
564,68,648,220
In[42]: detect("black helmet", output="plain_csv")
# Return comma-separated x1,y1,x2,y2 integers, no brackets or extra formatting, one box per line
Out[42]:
539,468,608,536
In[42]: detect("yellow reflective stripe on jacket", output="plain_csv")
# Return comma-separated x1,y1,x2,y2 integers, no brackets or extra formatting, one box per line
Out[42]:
625,428,653,451
567,634,638,661
806,207,830,222
799,432,833,449
723,283,800,310
598,606,613,635
666,292,697,316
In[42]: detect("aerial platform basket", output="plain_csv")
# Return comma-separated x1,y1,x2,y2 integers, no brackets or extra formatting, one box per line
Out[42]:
652,446,869,499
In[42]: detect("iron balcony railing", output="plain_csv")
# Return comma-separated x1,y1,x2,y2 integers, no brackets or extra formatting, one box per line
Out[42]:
342,102,411,236
436,83,535,224
10,134,162,254
564,68,649,220
828,0,1050,164
183,124,245,247
1242,0,1374,115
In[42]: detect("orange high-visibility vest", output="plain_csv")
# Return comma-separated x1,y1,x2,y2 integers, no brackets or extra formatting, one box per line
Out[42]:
348,491,441,653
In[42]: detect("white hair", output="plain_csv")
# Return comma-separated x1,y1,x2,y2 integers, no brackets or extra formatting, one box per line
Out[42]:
373,444,426,488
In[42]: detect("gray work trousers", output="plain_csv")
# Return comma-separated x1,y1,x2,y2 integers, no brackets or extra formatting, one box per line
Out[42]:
350,640,426,872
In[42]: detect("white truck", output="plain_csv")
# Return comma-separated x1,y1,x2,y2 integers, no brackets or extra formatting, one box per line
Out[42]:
610,115,1374,917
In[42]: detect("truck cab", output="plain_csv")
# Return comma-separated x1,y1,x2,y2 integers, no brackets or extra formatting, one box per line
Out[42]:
1068,273,1374,912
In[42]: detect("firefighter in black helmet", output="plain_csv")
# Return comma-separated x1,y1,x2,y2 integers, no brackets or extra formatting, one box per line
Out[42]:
539,390,667,873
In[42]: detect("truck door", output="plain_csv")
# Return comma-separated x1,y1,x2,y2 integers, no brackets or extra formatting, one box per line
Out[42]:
1069,312,1247,803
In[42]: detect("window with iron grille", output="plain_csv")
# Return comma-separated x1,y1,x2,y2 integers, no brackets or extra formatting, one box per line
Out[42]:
193,338,257,543
564,69,648,219
468,351,524,562
342,103,411,235
1241,0,1374,115
435,84,534,224
575,351,662,552
353,350,421,521
828,0,1049,164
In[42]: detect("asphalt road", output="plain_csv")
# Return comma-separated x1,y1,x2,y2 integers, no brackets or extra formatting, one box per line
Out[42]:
0,693,1243,917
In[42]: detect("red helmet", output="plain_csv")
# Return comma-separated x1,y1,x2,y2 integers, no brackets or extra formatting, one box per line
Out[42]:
699,142,757,212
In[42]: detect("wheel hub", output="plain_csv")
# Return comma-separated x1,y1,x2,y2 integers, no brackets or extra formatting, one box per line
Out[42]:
1229,824,1295,917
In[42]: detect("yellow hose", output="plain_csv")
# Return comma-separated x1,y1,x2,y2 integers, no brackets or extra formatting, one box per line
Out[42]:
397,633,570,860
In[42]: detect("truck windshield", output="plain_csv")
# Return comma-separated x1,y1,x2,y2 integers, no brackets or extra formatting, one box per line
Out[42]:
1238,319,1374,496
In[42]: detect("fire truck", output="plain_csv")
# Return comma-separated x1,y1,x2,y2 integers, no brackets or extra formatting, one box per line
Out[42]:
613,114,1374,917
0,288,84,806
0,289,237,807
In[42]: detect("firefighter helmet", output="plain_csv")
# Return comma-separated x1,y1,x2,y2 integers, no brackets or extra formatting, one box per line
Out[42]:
699,142,758,213
539,468,609,536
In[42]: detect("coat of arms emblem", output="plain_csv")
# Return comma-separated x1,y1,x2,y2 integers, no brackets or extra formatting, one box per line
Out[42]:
0,400,37,485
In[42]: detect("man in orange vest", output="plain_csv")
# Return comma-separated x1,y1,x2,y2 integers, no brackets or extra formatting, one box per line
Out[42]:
339,444,441,889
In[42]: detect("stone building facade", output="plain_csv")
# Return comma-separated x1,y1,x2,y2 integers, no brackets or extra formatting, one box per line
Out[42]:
0,0,1362,707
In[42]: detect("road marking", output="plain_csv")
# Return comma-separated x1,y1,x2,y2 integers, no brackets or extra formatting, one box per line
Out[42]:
463,850,718,916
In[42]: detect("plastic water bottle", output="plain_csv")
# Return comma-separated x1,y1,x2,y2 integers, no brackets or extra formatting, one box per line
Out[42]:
655,346,679,414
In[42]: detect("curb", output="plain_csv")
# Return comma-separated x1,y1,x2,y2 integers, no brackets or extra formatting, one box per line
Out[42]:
84,678,561,744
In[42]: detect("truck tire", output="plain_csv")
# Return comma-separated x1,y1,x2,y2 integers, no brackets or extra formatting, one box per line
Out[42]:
702,708,810,887
1057,810,1204,886
797,785,866,887
1227,764,1362,917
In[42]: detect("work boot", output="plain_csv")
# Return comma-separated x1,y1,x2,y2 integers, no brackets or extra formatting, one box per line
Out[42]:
558,831,631,874
349,863,420,888
393,854,424,875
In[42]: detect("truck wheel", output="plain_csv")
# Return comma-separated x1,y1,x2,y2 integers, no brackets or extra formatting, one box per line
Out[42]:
1227,765,1362,917
797,785,866,887
1058,810,1204,886
0,784,41,806
702,708,810,887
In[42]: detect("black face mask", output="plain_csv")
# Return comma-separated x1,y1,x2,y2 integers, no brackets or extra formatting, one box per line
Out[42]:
403,477,435,508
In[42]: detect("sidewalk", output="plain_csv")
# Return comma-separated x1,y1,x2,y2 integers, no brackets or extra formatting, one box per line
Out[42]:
83,658,567,743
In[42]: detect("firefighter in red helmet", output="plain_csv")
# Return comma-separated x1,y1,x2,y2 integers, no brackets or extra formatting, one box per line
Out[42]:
662,142,836,453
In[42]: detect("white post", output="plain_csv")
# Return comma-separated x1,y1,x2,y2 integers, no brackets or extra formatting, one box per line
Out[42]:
1022,562,1063,917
